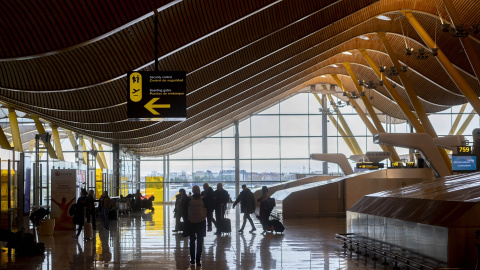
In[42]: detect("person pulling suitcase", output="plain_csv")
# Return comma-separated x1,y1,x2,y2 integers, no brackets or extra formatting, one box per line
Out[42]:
213,183,229,235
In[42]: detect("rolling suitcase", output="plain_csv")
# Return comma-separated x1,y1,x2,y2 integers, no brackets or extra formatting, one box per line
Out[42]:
84,222,93,240
219,218,231,234
270,219,284,234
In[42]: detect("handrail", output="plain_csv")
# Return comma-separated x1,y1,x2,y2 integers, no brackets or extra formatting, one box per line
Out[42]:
335,233,439,270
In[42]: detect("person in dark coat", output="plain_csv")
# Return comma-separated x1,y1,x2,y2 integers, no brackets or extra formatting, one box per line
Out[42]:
213,183,229,235
73,189,88,240
86,190,96,230
233,184,256,233
185,185,207,267
173,188,187,232
257,186,271,234
201,183,215,231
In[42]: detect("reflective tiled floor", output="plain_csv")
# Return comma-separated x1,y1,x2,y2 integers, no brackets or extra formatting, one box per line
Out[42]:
1,204,389,269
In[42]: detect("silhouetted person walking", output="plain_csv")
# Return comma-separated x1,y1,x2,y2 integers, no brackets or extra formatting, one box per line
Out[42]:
186,185,207,267
73,189,88,240
213,183,229,235
100,191,112,230
201,183,215,231
233,184,256,233
86,190,96,230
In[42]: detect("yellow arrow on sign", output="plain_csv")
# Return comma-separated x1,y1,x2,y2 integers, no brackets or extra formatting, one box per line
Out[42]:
145,98,171,115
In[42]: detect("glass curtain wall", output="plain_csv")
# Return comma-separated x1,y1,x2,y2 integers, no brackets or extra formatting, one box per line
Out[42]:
137,93,480,200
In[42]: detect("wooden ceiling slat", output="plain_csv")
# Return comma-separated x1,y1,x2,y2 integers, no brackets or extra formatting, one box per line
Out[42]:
0,0,478,155
52,0,79,46
2,1,29,56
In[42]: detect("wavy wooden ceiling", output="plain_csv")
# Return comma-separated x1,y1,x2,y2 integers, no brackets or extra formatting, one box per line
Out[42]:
0,0,479,155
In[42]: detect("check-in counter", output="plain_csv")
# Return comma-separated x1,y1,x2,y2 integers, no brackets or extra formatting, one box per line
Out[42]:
348,171,480,268
273,168,433,218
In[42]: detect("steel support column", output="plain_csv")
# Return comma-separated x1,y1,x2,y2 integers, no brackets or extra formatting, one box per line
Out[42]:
449,103,467,135
402,10,480,115
330,75,379,136
322,93,328,174
98,144,109,170
81,139,88,163
377,32,452,171
441,0,480,84
234,121,240,197
66,130,76,149
8,107,22,152
312,92,357,155
342,64,401,162
32,115,58,159
358,50,426,133
50,125,64,161
456,109,476,136
113,144,120,197
93,144,105,170
326,92,363,155
0,126,11,150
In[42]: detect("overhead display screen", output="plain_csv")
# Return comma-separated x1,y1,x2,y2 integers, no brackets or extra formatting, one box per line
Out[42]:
452,155,477,172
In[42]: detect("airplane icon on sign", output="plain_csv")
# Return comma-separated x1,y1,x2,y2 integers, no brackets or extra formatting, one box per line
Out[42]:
132,89,140,94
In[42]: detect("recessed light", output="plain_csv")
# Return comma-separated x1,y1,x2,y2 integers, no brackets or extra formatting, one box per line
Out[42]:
342,51,352,55
359,35,370,40
331,64,338,67
376,15,391,21
320,75,326,78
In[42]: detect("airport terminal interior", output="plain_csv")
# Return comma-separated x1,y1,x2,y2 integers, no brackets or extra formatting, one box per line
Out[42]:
1,0,480,269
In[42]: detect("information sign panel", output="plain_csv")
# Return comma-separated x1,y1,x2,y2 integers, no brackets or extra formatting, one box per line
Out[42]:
127,71,186,121
356,162,384,170
452,155,477,172
457,146,472,155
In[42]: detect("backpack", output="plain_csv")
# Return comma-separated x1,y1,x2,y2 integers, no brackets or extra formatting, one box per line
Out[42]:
69,204,77,216
266,198,276,211
188,196,207,223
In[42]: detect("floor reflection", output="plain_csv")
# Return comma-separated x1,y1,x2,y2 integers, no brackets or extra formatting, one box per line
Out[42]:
1,204,381,269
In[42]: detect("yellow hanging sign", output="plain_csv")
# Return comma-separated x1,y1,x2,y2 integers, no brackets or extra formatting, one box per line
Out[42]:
129,72,142,102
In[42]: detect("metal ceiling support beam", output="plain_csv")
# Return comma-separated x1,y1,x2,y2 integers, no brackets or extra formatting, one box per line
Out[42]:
97,144,109,170
441,0,480,84
51,125,64,161
29,140,35,151
449,103,467,135
377,32,452,172
341,65,400,162
0,126,11,150
325,92,363,155
312,92,357,155
402,10,480,116
455,109,476,136
8,107,22,152
93,143,105,170
358,49,426,133
32,114,58,159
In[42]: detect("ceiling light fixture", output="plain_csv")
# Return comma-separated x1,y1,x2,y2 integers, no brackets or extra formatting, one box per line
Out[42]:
376,15,391,21
358,35,370,40
405,47,438,59
379,65,408,77
331,64,338,67
358,80,383,90
342,51,352,55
